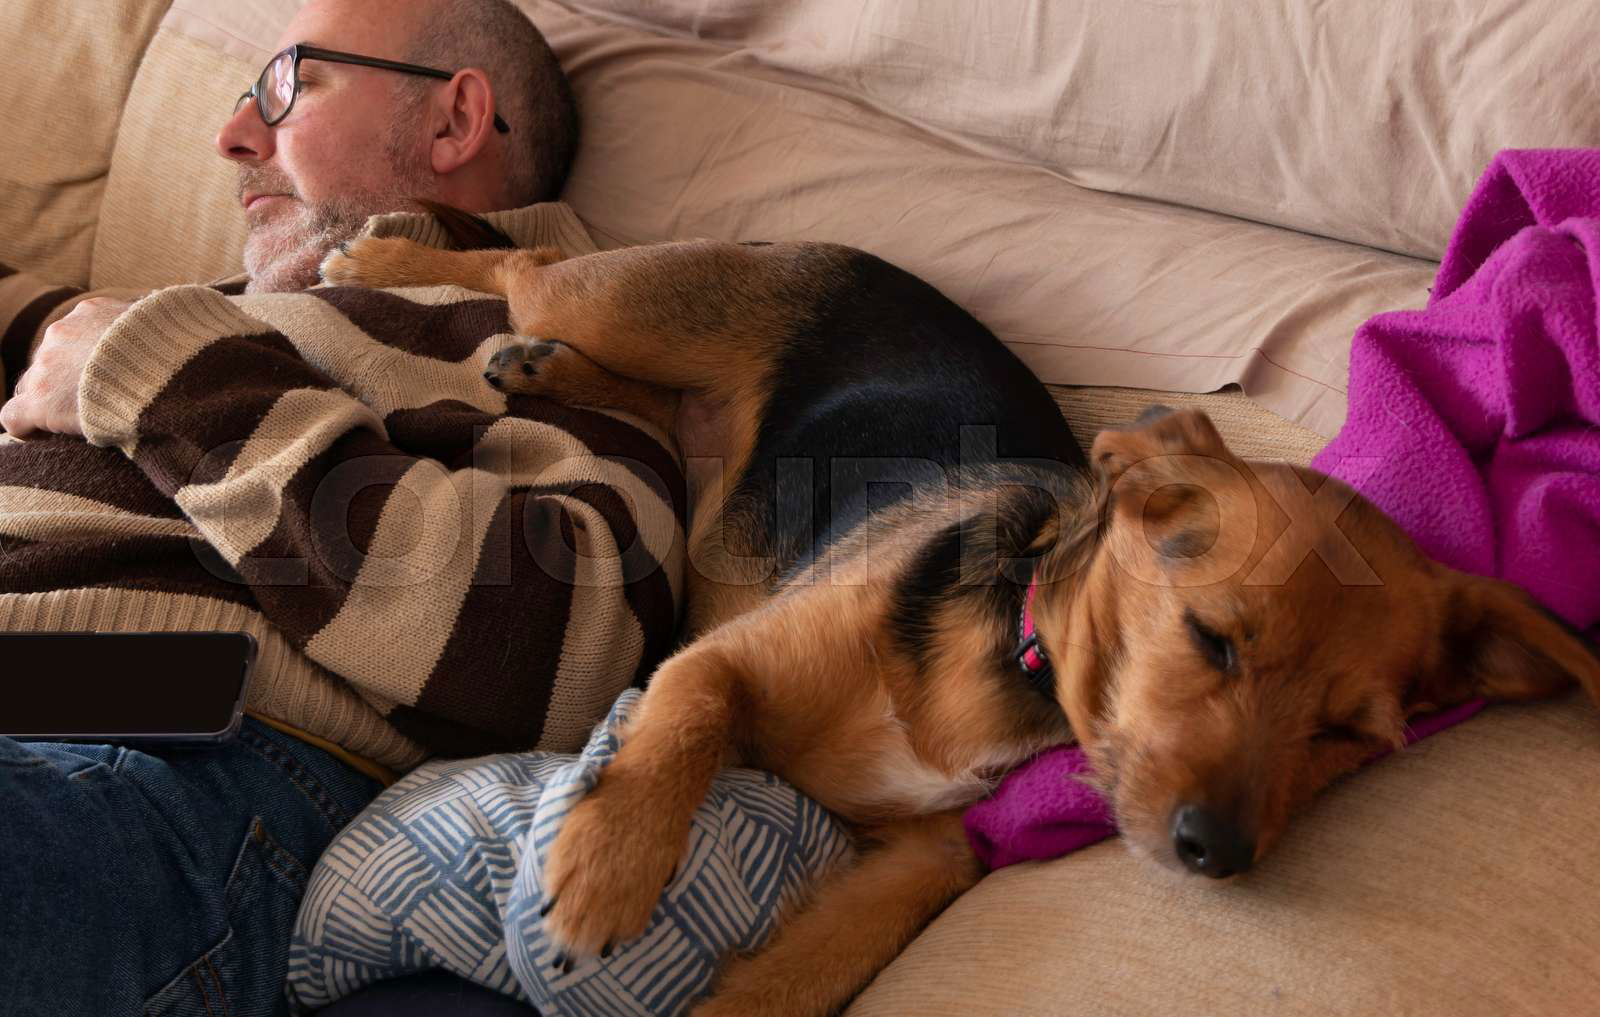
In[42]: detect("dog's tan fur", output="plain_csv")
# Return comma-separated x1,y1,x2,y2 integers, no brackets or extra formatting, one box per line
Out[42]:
323,235,1600,1017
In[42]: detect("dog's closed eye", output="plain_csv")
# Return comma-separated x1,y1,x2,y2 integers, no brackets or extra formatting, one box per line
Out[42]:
1311,722,1368,743
1184,610,1238,676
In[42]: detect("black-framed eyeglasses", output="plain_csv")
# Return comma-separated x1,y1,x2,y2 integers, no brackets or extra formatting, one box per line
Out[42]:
233,43,510,133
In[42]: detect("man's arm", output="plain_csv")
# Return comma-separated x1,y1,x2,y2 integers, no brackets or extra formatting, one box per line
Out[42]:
78,284,686,757
0,264,153,406
0,297,134,438
0,265,85,401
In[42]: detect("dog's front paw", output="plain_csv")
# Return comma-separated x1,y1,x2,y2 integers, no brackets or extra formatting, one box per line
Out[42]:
542,772,686,960
319,235,435,288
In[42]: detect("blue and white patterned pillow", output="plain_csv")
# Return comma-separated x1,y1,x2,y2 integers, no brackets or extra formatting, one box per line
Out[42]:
286,690,852,1016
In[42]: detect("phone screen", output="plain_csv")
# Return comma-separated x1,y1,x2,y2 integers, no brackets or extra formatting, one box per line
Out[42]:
2,631,257,741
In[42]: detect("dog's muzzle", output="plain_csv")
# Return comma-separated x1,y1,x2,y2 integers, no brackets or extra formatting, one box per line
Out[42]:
1170,804,1255,879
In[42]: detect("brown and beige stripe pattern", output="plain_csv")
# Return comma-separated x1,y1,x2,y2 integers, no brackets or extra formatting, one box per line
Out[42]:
0,206,685,767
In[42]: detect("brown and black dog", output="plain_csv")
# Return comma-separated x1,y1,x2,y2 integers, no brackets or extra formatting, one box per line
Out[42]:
322,212,1600,1017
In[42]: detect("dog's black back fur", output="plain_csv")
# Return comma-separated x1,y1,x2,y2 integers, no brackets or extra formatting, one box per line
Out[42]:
425,213,1084,587
733,250,1086,581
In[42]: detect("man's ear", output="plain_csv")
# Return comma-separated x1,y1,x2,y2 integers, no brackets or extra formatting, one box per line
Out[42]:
428,68,498,176
1419,568,1600,710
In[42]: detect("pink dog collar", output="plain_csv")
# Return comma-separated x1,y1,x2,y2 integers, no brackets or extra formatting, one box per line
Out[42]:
1014,578,1052,691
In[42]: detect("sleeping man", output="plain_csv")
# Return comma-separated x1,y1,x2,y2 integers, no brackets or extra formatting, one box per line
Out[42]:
0,2,686,1014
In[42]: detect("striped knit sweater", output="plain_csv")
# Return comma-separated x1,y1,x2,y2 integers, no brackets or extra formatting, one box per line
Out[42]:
0,204,686,770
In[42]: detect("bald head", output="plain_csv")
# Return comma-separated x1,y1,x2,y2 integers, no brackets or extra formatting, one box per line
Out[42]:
287,0,577,208
398,0,579,206
271,0,437,79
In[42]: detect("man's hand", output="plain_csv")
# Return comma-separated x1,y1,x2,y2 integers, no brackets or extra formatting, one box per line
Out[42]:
0,297,134,439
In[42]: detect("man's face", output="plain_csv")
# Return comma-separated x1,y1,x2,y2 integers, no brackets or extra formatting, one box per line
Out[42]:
215,0,436,292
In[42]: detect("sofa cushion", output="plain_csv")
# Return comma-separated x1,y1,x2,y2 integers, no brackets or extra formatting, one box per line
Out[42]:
0,0,170,287
1050,384,1325,466
847,697,1600,1016
94,0,1439,436
90,1,297,290
561,0,1600,262
548,0,1435,436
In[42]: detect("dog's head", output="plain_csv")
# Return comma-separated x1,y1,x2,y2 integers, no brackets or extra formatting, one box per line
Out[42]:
1031,407,1599,877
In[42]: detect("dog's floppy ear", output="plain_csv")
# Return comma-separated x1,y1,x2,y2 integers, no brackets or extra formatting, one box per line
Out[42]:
1091,407,1233,484
1090,407,1239,527
1417,568,1600,711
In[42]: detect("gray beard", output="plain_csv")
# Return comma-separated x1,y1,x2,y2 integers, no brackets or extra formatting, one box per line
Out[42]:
240,120,435,294
243,191,416,294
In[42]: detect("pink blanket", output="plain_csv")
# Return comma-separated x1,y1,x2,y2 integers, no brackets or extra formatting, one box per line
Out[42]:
965,149,1600,870
1314,148,1600,636
964,701,1484,870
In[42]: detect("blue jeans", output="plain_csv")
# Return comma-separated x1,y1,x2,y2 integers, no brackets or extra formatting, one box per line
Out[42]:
0,720,383,1017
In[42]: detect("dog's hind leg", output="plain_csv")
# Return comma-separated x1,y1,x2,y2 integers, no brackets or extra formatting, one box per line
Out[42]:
326,232,847,399
324,233,831,487
484,338,680,435
690,812,981,1017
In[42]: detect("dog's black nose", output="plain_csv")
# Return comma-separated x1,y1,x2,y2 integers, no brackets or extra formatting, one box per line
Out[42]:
1170,804,1254,878
483,371,503,389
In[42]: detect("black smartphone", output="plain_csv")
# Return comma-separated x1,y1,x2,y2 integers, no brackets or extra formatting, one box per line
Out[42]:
1,631,257,744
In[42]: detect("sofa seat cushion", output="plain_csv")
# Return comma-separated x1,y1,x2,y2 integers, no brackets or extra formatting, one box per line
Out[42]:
1049,384,1327,466
846,697,1600,1017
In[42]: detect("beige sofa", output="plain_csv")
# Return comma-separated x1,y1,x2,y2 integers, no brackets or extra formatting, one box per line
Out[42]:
3,0,1596,1013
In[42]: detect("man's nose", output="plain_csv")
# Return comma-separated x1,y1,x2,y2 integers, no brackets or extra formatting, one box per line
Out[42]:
1170,804,1255,879
215,97,275,163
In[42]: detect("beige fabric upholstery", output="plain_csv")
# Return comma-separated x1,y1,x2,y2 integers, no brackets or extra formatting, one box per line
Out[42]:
90,26,270,290
0,0,170,287
90,0,300,289
160,0,303,63
564,0,1600,261
1051,384,1327,467
545,0,1435,437
849,698,1600,1017
94,0,1440,436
